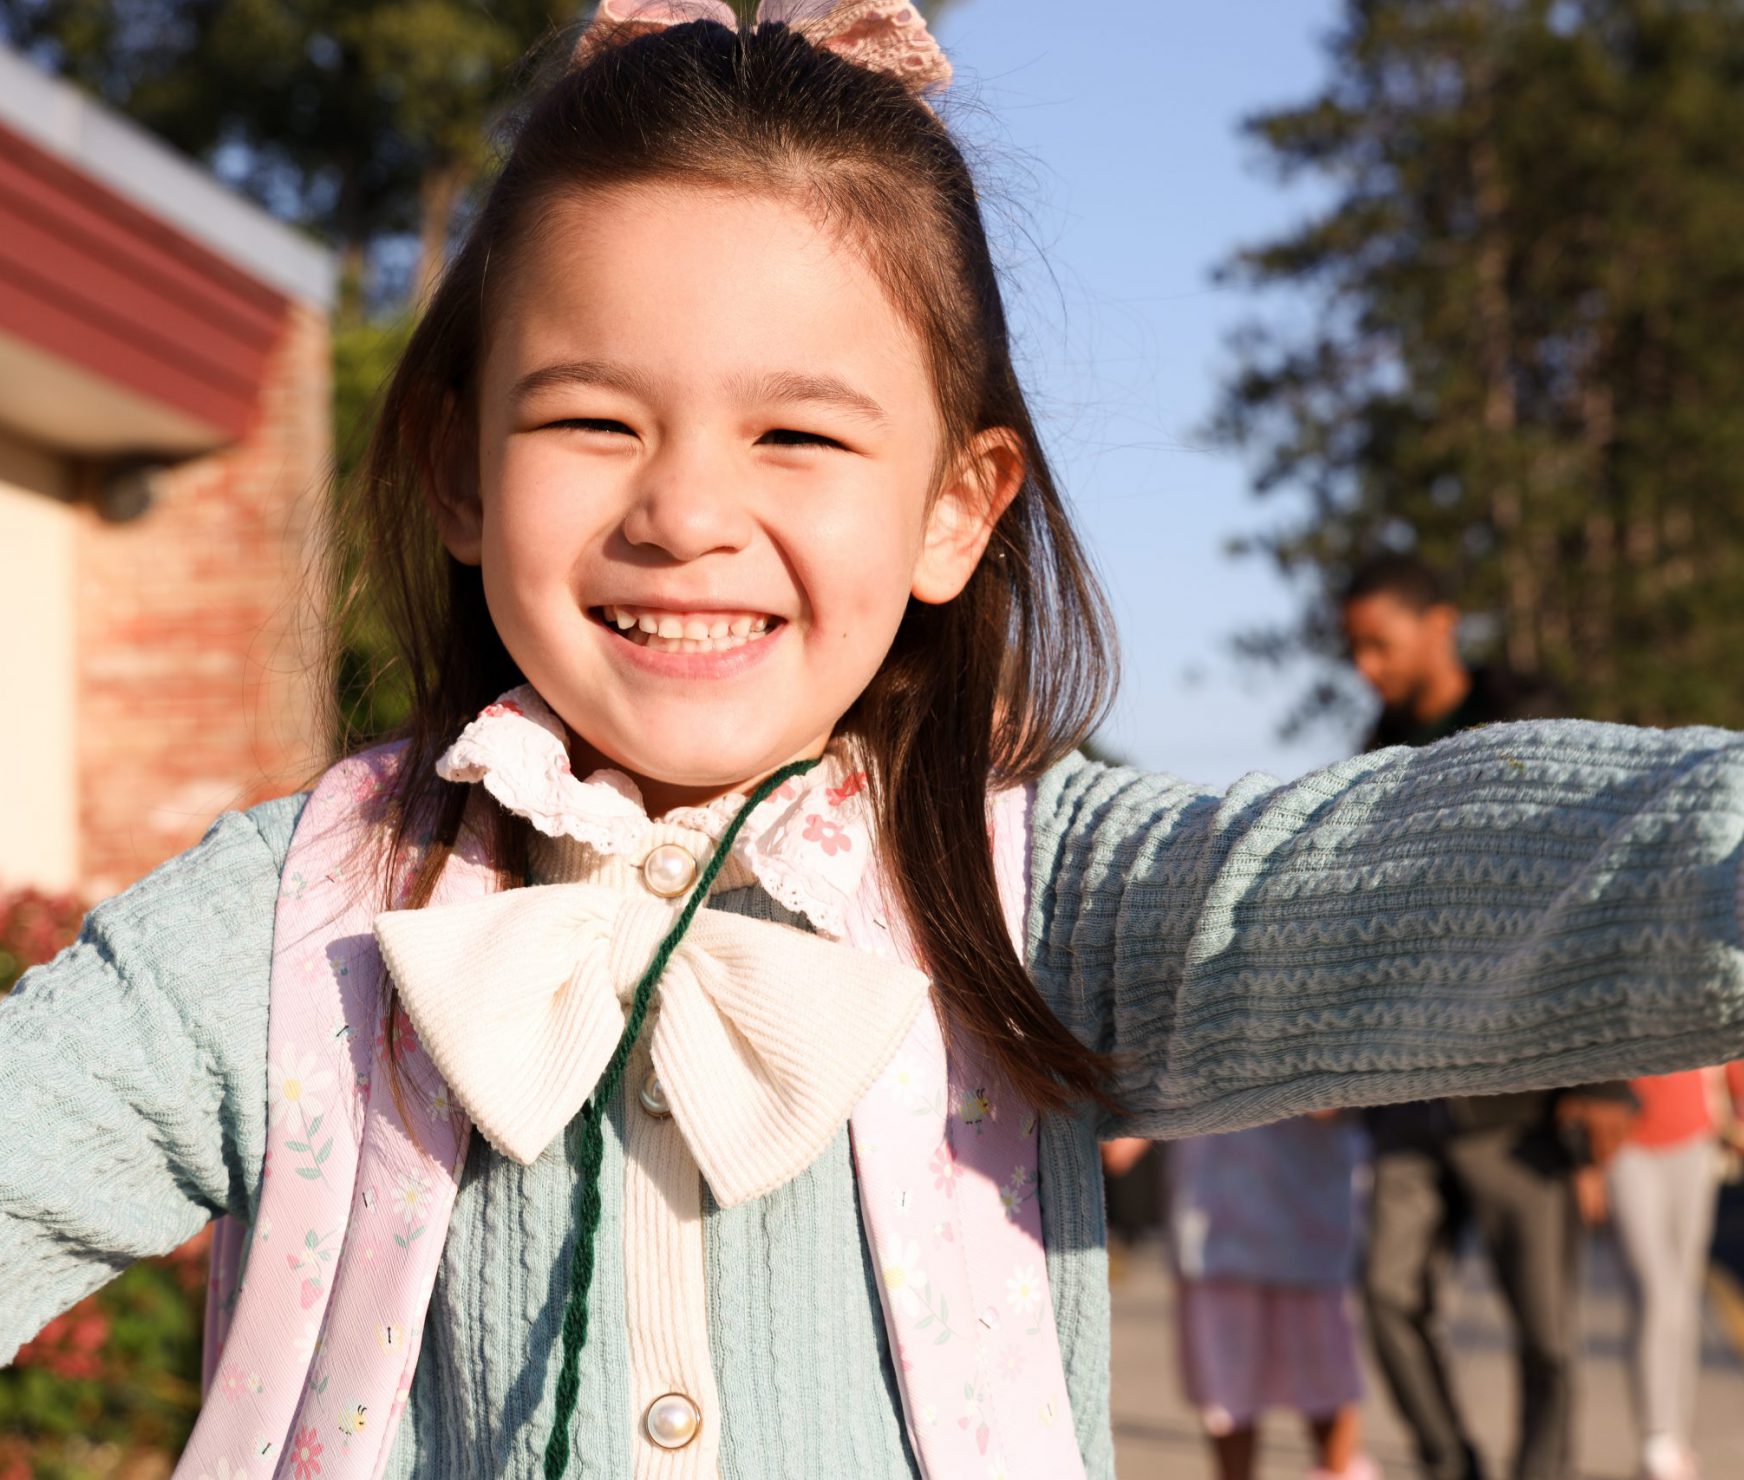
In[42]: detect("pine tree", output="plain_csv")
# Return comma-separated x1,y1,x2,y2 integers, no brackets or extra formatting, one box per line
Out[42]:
1210,0,1744,732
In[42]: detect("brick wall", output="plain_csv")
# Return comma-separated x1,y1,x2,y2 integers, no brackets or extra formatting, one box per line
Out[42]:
74,300,330,897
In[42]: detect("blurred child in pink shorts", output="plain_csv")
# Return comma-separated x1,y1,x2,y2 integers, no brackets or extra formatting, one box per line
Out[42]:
1121,1114,1378,1480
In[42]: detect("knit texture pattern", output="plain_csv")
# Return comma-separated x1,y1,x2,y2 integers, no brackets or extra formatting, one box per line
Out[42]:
4,719,1744,1477
1030,722,1744,1141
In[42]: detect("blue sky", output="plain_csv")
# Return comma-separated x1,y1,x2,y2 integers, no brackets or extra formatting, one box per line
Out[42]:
930,0,1357,785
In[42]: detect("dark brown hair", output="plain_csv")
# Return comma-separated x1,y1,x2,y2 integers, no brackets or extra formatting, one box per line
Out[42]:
334,17,1119,1113
1342,553,1451,613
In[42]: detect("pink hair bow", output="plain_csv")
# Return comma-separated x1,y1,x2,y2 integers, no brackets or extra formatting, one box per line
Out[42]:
574,0,952,97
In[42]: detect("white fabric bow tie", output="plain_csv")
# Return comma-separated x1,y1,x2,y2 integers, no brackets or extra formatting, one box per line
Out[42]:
374,884,929,1205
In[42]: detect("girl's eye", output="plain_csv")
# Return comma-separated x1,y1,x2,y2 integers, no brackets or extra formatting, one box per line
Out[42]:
757,428,845,450
551,417,634,436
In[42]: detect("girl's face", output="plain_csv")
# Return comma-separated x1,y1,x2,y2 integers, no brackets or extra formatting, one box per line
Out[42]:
442,183,1015,812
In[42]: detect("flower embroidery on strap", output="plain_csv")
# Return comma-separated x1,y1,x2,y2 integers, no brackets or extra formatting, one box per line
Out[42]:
271,1049,337,1186
289,1428,323,1479
1005,1265,1042,1318
882,1238,932,1318
373,1004,419,1061
390,1172,432,1248
287,1227,338,1310
999,1165,1036,1220
930,1141,960,1195
218,1365,263,1400
268,1049,334,1128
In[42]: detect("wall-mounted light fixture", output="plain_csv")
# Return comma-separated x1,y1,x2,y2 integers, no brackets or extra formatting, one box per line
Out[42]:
94,460,167,523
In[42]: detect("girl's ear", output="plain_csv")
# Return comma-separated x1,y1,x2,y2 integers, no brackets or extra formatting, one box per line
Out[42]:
911,427,1026,604
426,392,485,567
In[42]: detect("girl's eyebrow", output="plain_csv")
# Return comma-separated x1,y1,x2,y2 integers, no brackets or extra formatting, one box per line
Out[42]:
734,370,890,427
511,358,658,404
510,359,888,427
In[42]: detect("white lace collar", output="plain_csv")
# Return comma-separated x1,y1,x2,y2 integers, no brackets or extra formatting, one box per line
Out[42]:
435,685,874,938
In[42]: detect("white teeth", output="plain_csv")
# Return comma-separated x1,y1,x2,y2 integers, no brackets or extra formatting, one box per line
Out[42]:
599,606,779,652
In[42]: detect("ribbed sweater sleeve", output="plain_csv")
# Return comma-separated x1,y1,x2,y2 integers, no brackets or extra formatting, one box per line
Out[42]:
1028,720,1744,1138
0,795,305,1363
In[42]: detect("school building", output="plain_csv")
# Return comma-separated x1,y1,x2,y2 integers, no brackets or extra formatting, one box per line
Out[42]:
0,46,334,898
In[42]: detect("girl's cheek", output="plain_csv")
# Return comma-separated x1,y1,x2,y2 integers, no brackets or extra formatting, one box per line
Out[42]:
498,456,609,546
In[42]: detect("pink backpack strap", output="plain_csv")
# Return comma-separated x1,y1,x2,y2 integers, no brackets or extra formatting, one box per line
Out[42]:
190,762,1078,1477
177,748,490,1479
201,1204,248,1396
845,784,1085,1480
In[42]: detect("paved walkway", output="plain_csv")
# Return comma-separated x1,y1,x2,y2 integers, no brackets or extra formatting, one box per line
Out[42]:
1109,1238,1744,1480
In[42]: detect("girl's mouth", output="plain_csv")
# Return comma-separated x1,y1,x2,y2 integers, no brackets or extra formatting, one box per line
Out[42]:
592,604,783,655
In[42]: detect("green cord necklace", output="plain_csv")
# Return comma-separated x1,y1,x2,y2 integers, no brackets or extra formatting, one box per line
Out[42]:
542,756,820,1478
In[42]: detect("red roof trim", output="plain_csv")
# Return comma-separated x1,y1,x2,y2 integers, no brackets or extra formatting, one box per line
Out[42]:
0,120,294,444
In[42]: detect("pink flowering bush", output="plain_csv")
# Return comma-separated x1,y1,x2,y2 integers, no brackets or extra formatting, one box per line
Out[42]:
0,884,86,998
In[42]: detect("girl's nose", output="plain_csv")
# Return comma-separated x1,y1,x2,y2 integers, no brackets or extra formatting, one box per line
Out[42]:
619,443,753,561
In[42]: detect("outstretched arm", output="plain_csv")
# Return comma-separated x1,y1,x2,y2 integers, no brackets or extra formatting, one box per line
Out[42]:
1027,721,1744,1138
0,797,302,1363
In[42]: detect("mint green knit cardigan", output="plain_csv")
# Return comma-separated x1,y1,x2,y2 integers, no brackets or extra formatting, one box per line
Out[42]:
3,722,1743,1477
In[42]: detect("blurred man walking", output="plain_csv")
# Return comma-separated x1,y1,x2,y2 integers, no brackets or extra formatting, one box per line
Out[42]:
1340,556,1637,1480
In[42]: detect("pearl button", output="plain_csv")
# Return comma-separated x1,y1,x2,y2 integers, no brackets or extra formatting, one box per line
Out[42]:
641,842,698,899
638,1070,671,1119
644,1391,702,1449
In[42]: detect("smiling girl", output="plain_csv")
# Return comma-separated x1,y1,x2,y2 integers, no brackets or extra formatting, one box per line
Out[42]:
4,5,1744,1479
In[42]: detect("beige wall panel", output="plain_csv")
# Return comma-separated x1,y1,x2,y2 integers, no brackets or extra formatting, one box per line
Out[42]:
0,442,78,892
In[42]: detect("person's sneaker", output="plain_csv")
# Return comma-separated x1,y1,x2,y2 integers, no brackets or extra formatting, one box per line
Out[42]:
1310,1454,1379,1480
1642,1432,1698,1480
